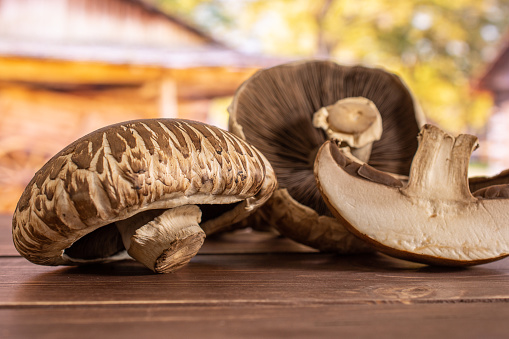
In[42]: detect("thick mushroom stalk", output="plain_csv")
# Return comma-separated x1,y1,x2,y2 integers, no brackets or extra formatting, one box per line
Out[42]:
402,125,477,203
115,205,205,273
315,124,509,266
313,97,383,162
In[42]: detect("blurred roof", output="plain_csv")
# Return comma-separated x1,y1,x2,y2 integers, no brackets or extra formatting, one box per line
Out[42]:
0,0,273,68
476,33,509,92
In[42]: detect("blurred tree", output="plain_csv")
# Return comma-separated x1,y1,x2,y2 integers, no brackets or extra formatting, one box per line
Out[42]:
153,0,509,133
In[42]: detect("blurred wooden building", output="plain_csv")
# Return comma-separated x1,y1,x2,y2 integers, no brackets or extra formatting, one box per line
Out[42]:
476,35,509,175
0,0,275,213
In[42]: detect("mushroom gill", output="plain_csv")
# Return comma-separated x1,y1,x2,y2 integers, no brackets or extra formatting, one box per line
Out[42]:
229,60,424,217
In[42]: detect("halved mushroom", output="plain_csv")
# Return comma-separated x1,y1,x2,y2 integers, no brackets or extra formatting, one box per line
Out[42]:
229,60,424,253
315,124,509,265
12,119,277,273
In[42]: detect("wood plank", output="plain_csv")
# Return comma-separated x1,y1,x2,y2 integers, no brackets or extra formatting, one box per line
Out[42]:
0,57,164,85
0,57,255,96
2,222,509,338
2,302,508,339
1,253,509,306
3,211,509,307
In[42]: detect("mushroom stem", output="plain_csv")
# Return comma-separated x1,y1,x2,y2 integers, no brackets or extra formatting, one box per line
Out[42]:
312,97,383,162
350,143,373,164
115,205,205,273
402,124,478,201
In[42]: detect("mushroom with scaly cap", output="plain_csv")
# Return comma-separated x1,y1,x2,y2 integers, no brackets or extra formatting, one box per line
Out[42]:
12,119,277,273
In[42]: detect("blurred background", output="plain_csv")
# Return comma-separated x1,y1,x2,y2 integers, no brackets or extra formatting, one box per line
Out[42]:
1,0,509,213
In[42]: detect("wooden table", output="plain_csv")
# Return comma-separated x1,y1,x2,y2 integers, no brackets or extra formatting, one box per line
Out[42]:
1,213,508,338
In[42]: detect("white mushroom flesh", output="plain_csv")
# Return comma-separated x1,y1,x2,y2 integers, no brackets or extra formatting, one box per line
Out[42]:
315,124,509,265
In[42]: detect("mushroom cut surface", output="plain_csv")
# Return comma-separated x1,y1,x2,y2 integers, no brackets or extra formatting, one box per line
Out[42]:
315,124,509,266
12,119,276,273
229,60,423,252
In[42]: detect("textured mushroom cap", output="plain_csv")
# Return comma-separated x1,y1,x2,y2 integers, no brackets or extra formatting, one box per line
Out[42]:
229,60,424,216
12,119,276,266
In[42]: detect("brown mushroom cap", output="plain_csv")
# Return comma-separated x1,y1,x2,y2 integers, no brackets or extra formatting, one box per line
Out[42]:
12,119,276,272
229,60,424,217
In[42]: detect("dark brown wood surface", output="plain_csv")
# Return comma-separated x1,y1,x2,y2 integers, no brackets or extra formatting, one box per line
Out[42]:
1,213,509,338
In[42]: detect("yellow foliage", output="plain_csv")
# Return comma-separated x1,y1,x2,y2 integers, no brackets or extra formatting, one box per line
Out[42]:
160,0,504,133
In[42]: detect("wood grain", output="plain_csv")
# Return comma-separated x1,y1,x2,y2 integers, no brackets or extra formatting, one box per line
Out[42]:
2,212,509,338
1,254,509,306
2,303,509,339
